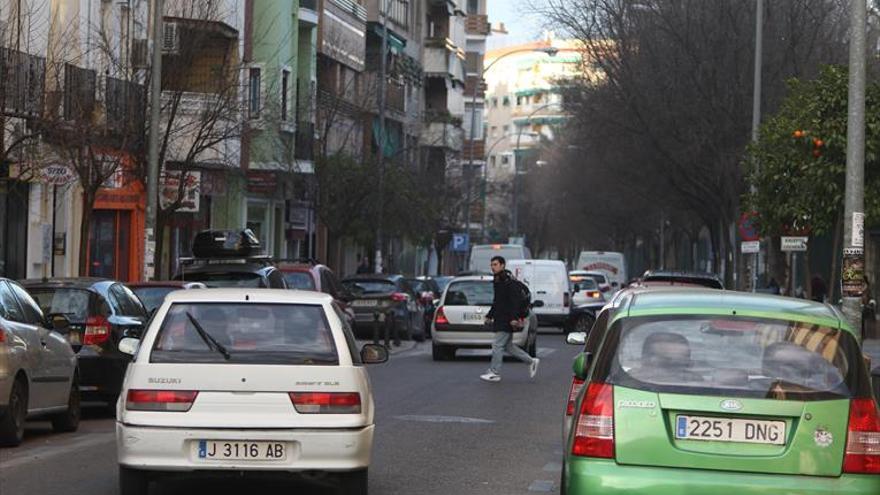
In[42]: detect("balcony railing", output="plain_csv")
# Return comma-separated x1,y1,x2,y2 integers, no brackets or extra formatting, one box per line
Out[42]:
330,0,368,21
466,15,490,35
105,76,146,135
0,47,45,119
63,64,97,121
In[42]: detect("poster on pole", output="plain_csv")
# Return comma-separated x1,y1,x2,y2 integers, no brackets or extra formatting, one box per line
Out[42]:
852,212,865,248
842,251,865,298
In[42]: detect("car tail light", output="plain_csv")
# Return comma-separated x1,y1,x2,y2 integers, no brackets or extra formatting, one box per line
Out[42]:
84,316,111,345
0,325,7,344
566,376,586,416
125,390,198,412
587,291,601,299
843,398,880,474
289,392,362,414
434,307,449,329
563,292,570,308
390,292,408,302
572,382,614,458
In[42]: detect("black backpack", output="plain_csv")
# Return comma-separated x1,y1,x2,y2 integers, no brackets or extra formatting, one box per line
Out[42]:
510,278,532,317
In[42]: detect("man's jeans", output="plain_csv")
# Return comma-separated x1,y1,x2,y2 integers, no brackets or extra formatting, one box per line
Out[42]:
489,331,533,374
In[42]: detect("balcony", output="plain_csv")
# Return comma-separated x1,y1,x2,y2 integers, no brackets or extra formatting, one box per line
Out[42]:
363,72,406,115
466,14,490,36
105,77,146,136
461,139,485,161
424,43,465,83
422,111,464,151
299,0,318,26
464,75,487,99
0,48,45,119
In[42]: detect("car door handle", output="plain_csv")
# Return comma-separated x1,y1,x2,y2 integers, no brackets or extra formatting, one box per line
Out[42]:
537,291,547,294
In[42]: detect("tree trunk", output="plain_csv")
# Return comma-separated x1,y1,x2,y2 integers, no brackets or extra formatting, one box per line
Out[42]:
78,190,96,277
803,248,812,301
154,210,173,280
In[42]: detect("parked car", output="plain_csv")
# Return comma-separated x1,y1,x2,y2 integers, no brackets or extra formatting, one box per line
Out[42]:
20,278,148,408
0,278,80,446
277,260,356,327
128,281,206,314
507,259,570,328
637,270,725,289
115,288,388,495
341,275,427,342
174,230,287,289
409,277,442,335
561,288,880,495
431,275,539,361
570,270,612,294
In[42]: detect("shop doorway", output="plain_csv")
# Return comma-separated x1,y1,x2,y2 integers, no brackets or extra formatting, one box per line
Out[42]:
88,210,131,280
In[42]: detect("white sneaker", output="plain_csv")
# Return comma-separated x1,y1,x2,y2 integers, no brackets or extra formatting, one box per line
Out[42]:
480,371,501,382
529,358,540,379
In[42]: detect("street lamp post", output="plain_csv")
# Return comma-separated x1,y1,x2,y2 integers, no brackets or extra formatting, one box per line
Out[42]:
144,0,163,281
464,46,558,247
511,101,562,234
749,0,764,293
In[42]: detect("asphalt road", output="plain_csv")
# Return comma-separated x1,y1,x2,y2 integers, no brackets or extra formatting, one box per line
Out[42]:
0,329,578,495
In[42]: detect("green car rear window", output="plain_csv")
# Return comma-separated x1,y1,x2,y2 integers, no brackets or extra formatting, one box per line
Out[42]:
593,316,872,401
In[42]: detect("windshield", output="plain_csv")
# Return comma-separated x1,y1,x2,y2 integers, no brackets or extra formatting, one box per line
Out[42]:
284,272,316,290
131,287,177,313
596,316,869,401
28,289,91,321
434,276,454,292
343,279,396,295
571,278,599,290
151,303,338,365
184,272,264,288
444,281,494,306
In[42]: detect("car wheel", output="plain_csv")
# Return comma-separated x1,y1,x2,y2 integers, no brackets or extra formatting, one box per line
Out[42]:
119,466,150,495
336,468,368,495
432,344,454,361
51,375,81,433
0,376,27,447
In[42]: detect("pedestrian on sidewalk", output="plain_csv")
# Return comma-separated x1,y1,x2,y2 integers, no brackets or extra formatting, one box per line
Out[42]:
480,256,539,383
356,255,371,274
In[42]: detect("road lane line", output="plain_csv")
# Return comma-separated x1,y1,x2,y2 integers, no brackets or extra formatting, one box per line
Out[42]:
393,415,495,424
0,432,115,471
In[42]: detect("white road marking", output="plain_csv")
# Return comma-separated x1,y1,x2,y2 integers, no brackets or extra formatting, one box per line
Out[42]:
543,462,562,473
393,415,495,424
0,432,115,471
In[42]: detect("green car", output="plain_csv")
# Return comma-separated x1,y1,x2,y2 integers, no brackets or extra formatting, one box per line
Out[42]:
562,289,880,495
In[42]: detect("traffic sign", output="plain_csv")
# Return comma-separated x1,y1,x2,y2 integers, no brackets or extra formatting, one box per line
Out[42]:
451,233,470,253
738,212,760,241
780,236,808,252
741,241,760,254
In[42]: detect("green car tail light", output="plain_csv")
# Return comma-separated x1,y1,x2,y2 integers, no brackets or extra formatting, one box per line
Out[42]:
843,398,880,474
572,382,614,459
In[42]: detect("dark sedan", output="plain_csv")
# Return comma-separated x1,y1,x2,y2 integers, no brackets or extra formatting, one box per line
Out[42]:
128,281,207,313
341,275,426,342
20,278,148,408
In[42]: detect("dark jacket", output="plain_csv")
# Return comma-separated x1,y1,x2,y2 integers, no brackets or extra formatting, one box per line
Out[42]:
487,270,527,333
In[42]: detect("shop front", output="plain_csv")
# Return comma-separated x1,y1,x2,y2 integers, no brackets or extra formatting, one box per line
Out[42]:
88,178,145,282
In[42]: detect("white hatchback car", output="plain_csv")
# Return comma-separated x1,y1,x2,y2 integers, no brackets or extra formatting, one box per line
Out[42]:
115,289,387,495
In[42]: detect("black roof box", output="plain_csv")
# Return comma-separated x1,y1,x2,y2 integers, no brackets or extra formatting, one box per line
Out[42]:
192,229,264,259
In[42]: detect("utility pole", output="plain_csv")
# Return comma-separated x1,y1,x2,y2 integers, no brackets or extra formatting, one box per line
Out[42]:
144,0,163,281
374,0,389,274
749,0,764,293
842,0,868,333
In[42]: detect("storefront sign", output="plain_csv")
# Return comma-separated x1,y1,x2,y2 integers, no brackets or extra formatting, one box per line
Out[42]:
160,171,201,213
53,232,66,256
42,164,77,185
842,253,865,298
246,171,279,195
780,236,808,252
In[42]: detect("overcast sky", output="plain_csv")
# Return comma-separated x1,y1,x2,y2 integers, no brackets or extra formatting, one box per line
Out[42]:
487,0,551,48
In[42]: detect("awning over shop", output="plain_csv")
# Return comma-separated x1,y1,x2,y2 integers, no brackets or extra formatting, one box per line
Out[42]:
369,24,406,53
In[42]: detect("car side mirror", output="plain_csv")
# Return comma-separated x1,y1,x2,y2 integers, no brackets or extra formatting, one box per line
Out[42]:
566,331,587,346
361,343,389,364
572,352,593,380
573,284,581,293
118,337,141,356
46,313,71,332
532,300,545,308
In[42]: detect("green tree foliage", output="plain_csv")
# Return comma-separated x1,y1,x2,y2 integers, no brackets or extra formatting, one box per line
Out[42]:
745,66,880,237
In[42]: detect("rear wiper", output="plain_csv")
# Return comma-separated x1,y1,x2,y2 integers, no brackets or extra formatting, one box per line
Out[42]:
185,312,231,360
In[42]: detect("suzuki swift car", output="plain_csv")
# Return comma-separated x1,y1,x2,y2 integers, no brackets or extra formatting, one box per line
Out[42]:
431,275,538,361
115,289,388,495
562,289,880,495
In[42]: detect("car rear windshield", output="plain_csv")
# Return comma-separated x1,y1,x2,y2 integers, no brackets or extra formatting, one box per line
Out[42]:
343,279,396,295
594,316,871,401
150,303,338,365
643,275,723,289
28,289,92,321
185,272,264,288
572,278,599,290
284,272,316,290
132,287,176,313
444,281,493,306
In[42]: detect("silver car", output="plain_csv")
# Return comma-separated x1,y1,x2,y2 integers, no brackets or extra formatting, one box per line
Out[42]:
431,275,538,361
0,278,80,446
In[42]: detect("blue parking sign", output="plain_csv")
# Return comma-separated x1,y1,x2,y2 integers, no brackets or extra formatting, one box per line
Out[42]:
451,233,469,253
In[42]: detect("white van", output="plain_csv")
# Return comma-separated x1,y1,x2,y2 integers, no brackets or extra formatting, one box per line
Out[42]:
468,244,532,273
575,251,628,289
506,259,570,327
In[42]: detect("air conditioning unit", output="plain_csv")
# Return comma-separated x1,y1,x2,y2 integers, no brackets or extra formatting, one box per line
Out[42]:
162,22,180,55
